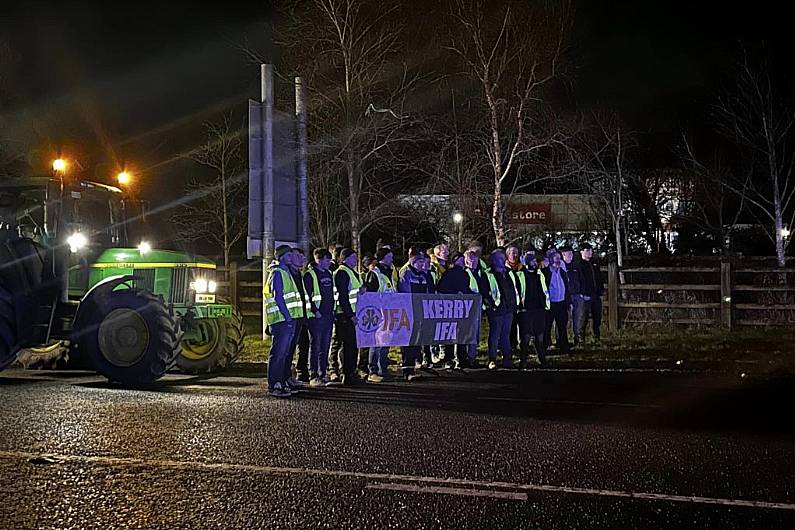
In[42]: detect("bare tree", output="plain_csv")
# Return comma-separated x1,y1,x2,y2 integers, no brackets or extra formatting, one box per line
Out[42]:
264,0,422,254
446,0,572,246
680,137,749,254
171,115,246,270
577,111,635,275
716,51,795,267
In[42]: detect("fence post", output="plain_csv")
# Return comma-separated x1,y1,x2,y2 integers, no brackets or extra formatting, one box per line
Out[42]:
608,260,619,331
230,261,238,308
720,261,732,330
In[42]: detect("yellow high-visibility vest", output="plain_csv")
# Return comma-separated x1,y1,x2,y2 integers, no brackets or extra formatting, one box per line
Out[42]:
373,267,394,292
263,266,304,325
334,265,362,313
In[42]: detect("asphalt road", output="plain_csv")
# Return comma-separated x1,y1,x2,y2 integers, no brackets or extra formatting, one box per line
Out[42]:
1,364,794,529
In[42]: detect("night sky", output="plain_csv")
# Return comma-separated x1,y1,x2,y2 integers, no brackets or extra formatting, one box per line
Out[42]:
1,1,792,213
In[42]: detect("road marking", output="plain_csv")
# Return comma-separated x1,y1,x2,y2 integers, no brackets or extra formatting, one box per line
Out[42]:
366,482,527,501
478,397,660,409
2,450,794,512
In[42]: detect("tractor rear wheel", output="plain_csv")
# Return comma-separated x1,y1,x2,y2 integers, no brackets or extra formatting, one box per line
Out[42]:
176,300,246,374
75,288,180,386
0,280,18,370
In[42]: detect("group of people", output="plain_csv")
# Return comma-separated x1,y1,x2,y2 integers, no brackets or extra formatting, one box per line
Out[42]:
262,241,604,398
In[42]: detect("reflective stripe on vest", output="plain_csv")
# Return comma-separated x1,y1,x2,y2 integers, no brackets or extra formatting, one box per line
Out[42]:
334,265,362,313
486,271,501,308
465,268,479,294
263,267,303,325
509,271,525,306
306,268,323,305
297,270,314,318
374,267,394,292
538,269,551,310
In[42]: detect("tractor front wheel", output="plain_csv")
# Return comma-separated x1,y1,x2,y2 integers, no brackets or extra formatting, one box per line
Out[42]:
176,302,245,374
75,289,180,386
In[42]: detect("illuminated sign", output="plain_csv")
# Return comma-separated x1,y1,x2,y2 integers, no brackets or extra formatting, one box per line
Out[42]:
507,204,552,224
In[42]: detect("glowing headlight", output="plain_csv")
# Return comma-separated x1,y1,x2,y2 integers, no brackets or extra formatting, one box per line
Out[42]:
208,280,217,293
192,278,208,293
67,232,88,253
138,241,152,254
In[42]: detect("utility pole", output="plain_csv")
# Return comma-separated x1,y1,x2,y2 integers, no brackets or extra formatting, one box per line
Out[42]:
295,76,310,255
261,64,275,340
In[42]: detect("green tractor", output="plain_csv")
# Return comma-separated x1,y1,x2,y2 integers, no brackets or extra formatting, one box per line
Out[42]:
0,175,245,385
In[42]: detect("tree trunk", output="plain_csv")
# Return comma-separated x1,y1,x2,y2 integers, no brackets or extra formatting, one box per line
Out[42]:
614,215,626,280
485,84,506,246
347,149,361,255
774,197,785,268
492,186,505,246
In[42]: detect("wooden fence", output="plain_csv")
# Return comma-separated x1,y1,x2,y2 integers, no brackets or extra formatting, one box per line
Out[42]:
607,261,795,329
215,260,795,329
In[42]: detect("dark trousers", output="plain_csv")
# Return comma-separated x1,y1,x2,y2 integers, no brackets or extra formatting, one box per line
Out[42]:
546,301,570,354
591,296,602,339
518,309,547,365
443,344,467,367
510,314,520,354
573,295,602,343
401,346,421,375
358,348,369,374
285,318,307,381
296,323,311,379
486,310,513,366
328,322,343,375
334,315,358,377
308,314,334,378
268,320,296,389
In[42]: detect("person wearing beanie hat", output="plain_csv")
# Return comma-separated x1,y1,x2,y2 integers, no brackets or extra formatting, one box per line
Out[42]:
516,248,550,368
363,247,396,382
286,248,312,387
397,249,434,380
263,245,300,398
482,248,517,369
334,247,364,385
304,248,335,386
572,242,603,345
436,251,472,370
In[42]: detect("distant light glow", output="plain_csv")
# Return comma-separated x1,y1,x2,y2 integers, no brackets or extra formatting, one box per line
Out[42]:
208,280,217,293
117,171,132,186
67,232,88,252
53,159,67,172
782,227,791,239
453,212,463,224
138,241,151,254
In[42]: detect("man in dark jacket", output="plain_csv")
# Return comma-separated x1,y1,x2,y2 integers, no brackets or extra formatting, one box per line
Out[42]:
304,248,335,386
542,250,571,355
334,248,363,385
480,248,517,369
516,251,550,368
463,250,486,368
363,247,396,382
437,252,471,369
398,250,434,380
287,248,311,389
327,245,344,381
574,243,604,342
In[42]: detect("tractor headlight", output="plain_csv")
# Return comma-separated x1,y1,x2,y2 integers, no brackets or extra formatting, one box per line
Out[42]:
208,280,217,293
67,232,88,253
191,278,209,293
